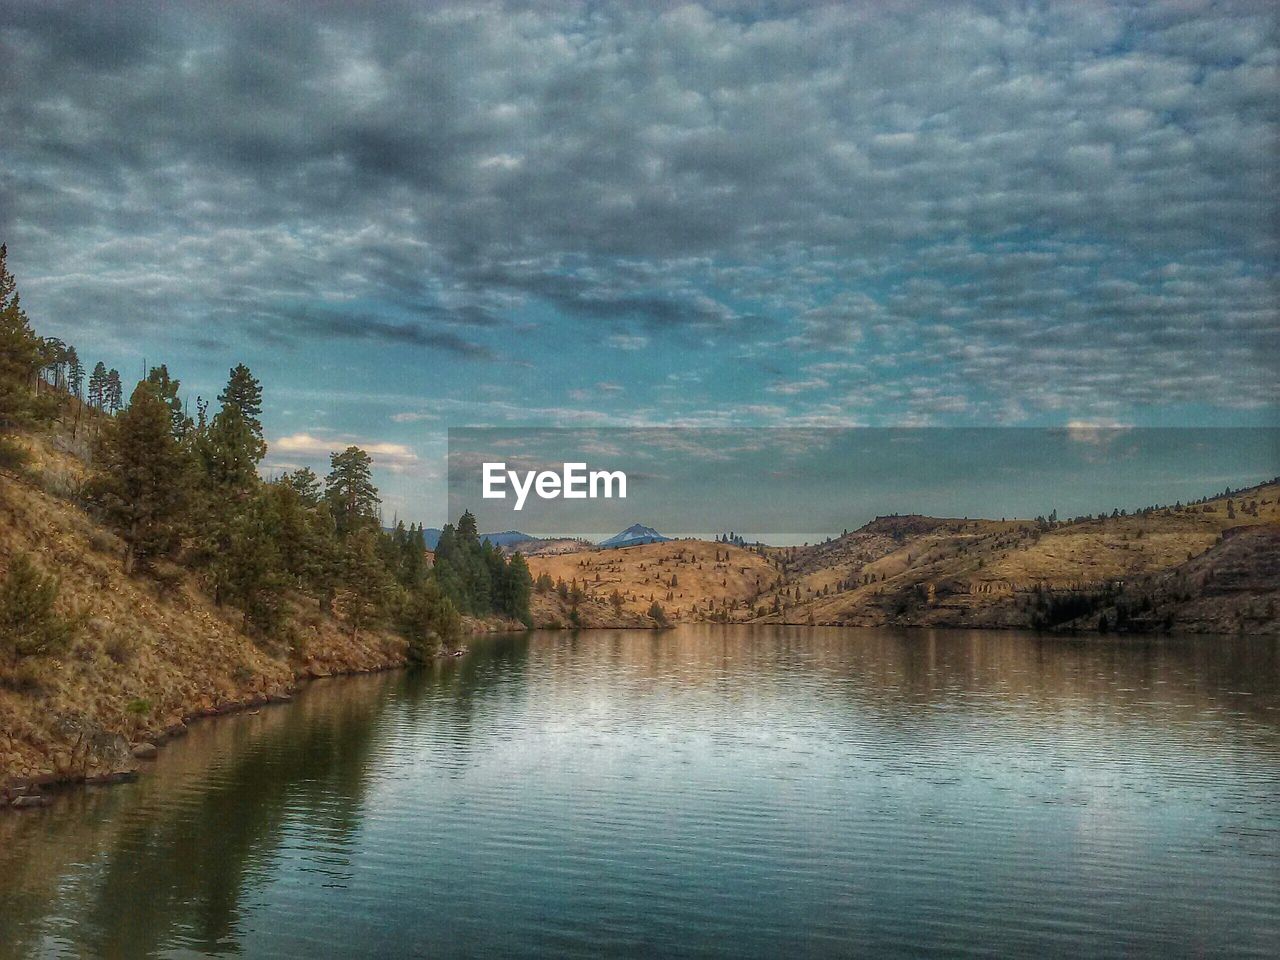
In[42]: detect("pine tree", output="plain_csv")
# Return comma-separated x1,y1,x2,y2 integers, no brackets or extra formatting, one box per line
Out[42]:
283,466,322,505
401,523,428,587
336,527,392,640
88,361,107,410
648,601,670,627
39,337,69,392
400,578,462,661
218,488,286,635
190,400,265,601
268,476,337,594
145,364,191,440
88,381,191,572
326,446,380,535
0,553,76,657
197,403,261,491
456,509,480,547
104,368,123,413
218,363,264,451
503,553,533,625
0,244,51,432
67,346,84,401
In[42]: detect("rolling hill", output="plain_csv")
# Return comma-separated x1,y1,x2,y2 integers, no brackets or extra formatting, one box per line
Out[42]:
528,481,1280,636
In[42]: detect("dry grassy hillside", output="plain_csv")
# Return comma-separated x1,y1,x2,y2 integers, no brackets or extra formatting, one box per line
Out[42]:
1,430,411,792
526,482,1280,636
788,482,1279,633
528,539,782,625
518,537,594,556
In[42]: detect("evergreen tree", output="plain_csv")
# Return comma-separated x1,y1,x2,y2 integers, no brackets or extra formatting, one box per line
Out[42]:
39,337,69,391
337,527,392,640
497,552,533,625
433,513,492,614
326,446,380,535
104,368,123,413
65,345,86,436
283,466,322,505
0,553,76,657
218,363,264,449
0,243,51,431
400,578,462,661
197,403,261,491
217,488,287,635
88,381,191,572
67,346,84,400
267,476,337,594
400,523,428,587
456,509,480,546
145,364,191,440
190,400,265,603
88,361,107,410
648,601,670,627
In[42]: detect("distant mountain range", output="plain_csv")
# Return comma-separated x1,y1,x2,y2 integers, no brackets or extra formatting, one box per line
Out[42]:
416,524,673,550
598,523,671,548
420,528,543,550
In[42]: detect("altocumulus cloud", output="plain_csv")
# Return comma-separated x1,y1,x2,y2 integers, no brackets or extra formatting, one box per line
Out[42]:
271,432,422,474
0,0,1276,423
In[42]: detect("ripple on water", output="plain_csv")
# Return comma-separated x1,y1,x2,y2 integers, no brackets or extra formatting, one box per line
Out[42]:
1,627,1278,959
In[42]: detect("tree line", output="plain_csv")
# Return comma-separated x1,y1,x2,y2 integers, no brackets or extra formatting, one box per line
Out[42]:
0,242,530,663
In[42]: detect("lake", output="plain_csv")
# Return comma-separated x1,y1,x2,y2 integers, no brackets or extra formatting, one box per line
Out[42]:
1,626,1278,958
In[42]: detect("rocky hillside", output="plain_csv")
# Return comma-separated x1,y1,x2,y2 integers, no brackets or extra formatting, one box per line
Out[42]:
528,481,1280,636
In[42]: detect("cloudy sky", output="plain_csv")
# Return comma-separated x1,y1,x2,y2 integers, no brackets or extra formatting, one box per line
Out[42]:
1,1,1276,524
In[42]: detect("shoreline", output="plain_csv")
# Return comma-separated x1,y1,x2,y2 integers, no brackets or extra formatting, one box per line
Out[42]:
1,622,519,811
8,621,1260,811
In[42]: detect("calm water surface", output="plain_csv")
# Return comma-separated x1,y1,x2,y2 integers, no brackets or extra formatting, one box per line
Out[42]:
1,626,1278,958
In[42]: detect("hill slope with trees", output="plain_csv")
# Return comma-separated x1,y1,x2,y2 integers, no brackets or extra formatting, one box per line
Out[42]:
0,243,530,792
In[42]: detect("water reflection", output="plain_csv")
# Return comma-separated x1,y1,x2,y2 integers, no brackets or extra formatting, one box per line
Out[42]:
1,627,1277,959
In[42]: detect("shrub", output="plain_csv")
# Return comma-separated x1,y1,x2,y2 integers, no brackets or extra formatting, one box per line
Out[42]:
648,601,670,628
0,436,29,473
0,552,76,656
87,529,121,555
0,659,44,694
152,562,186,599
104,633,134,665
39,467,86,502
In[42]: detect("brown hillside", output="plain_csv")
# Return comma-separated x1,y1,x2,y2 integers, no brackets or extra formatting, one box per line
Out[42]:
526,482,1280,635
1,429,412,789
528,539,782,625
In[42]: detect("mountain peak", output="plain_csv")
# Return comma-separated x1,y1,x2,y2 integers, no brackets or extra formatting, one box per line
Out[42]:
599,523,670,548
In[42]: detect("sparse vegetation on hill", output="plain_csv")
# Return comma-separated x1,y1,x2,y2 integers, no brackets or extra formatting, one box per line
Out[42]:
528,484,1280,636
0,242,529,793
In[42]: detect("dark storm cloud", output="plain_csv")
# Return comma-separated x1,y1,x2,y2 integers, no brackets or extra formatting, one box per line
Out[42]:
0,0,1276,416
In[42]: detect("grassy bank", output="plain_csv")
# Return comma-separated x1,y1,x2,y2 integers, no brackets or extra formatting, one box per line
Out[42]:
0,430,517,801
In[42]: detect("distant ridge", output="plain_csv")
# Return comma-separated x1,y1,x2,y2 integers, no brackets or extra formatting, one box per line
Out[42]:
421,528,543,550
599,523,671,548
